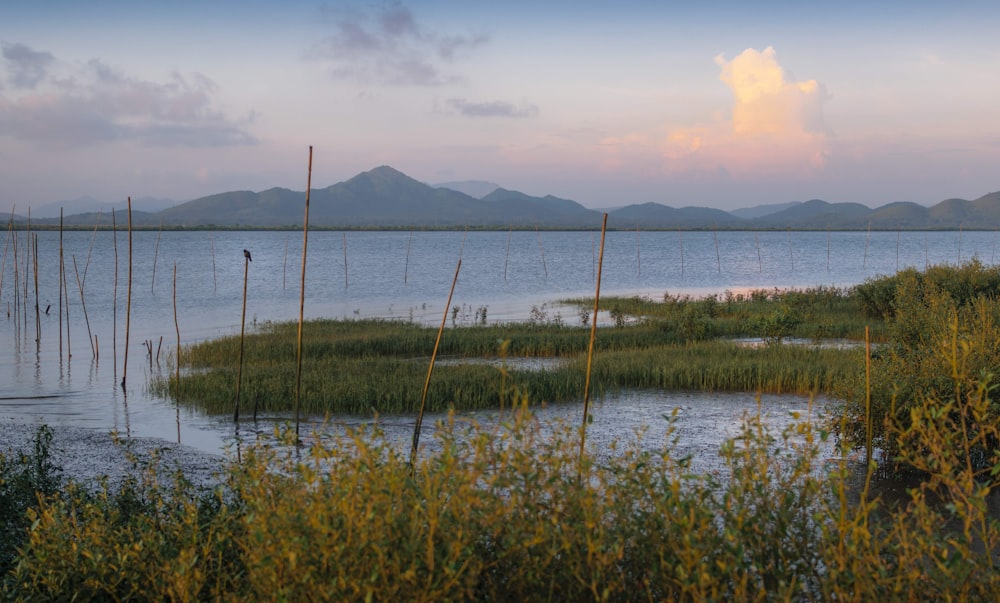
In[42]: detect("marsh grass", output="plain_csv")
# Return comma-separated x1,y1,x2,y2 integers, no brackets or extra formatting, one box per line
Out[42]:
154,317,862,416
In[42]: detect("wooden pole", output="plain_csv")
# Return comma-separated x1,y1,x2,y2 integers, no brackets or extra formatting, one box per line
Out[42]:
294,146,313,439
32,233,40,344
342,232,348,288
503,225,512,282
713,224,721,273
535,225,547,278
755,231,762,273
404,230,413,284
580,213,608,464
410,257,462,467
151,217,163,293
112,209,118,372
72,255,95,359
122,197,133,388
234,253,250,422
173,262,181,443
58,209,63,358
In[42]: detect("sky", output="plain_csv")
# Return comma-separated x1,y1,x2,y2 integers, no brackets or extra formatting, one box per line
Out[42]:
1,0,999,213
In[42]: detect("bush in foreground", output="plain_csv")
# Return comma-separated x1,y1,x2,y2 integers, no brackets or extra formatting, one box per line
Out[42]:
3,392,1000,600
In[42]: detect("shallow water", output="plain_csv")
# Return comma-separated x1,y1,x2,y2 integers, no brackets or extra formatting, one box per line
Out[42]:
0,229,994,457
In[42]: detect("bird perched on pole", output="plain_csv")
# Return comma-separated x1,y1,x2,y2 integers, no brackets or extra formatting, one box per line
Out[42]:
244,249,252,262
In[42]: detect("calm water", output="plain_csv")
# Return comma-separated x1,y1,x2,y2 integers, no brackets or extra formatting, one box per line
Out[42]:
1,228,995,457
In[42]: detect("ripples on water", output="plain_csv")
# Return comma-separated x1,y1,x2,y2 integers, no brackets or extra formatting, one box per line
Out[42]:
0,229,994,458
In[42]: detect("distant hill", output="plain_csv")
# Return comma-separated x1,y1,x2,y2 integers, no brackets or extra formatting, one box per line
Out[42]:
9,167,1000,230
30,196,179,219
434,180,501,198
730,201,802,220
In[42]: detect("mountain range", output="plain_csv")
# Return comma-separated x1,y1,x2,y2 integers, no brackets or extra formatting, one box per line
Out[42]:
9,166,1000,230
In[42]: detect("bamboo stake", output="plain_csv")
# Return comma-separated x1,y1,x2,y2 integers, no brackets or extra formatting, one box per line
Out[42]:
678,228,684,277
865,325,872,465
535,225,547,278
342,232,348,288
863,219,871,268
81,210,101,288
283,233,290,290
151,217,163,293
12,229,19,338
58,209,63,358
958,224,963,263
122,197,133,388
23,208,30,333
787,227,794,272
503,225,512,282
826,227,831,271
233,251,250,422
755,231,762,273
174,262,181,442
580,213,608,464
712,224,720,273
112,210,118,372
294,146,313,439
636,224,641,277
61,240,71,359
404,230,413,284
896,228,899,272
72,255,95,359
0,207,12,306
210,233,217,293
410,257,462,467
32,233,40,344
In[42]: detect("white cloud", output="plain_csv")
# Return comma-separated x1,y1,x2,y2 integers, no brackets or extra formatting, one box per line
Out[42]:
600,47,830,180
0,44,256,147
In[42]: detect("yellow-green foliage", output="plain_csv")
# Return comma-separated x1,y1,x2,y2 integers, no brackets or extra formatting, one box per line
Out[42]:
6,390,1000,601
839,262,1000,464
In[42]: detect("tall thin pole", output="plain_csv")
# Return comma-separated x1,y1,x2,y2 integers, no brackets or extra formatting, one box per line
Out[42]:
210,233,217,293
72,255,95,359
122,197,133,388
32,233,40,344
410,257,462,467
713,224,721,273
294,146,313,439
173,263,181,442
151,217,163,293
503,225,512,282
58,209,64,358
342,232,348,288
283,234,290,290
535,226,547,278
404,230,413,284
234,253,250,422
580,214,608,463
678,228,685,277
826,227,831,271
755,231,762,273
112,210,118,372
636,224,641,277
0,207,12,306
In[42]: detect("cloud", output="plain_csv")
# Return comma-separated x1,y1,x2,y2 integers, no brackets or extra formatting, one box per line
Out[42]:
2,42,54,89
445,98,538,118
715,46,827,137
600,47,829,181
0,46,256,147
309,2,488,86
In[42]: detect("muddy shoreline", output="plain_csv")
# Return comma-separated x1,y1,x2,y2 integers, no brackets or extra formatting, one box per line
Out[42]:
0,421,228,491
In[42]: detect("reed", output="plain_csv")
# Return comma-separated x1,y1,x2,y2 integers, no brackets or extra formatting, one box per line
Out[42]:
173,262,181,440
342,232,348,288
755,230,762,272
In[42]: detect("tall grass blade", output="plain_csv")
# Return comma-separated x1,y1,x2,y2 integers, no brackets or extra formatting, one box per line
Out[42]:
294,146,313,439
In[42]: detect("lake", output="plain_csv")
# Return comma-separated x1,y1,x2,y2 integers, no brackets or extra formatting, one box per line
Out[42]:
1,227,995,458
